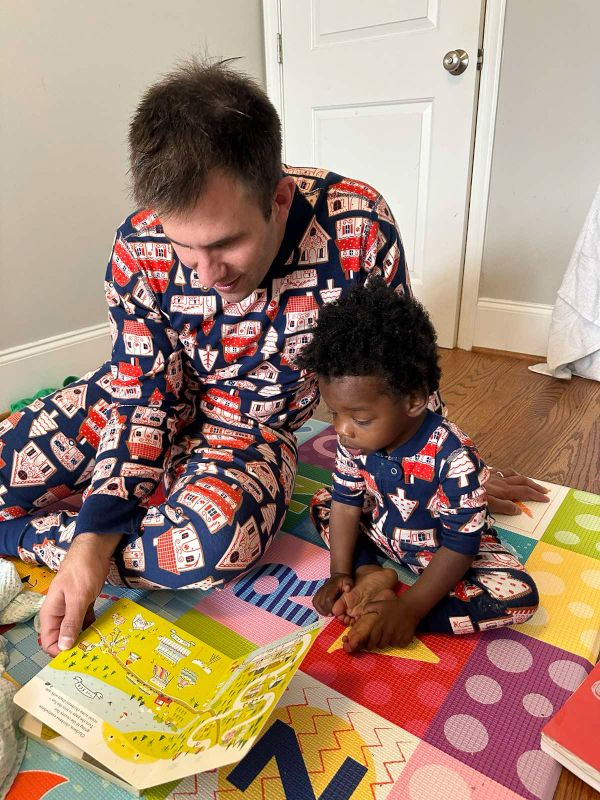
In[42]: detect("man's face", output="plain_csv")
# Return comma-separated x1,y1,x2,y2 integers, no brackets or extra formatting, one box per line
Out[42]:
321,375,425,456
160,171,295,303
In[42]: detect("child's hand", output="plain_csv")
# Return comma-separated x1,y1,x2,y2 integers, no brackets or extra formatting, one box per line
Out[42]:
343,593,420,653
313,573,354,617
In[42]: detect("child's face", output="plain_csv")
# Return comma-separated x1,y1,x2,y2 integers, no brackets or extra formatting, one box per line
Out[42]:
320,375,426,456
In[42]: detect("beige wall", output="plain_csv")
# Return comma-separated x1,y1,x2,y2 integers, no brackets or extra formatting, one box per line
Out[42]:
480,0,600,305
0,0,265,352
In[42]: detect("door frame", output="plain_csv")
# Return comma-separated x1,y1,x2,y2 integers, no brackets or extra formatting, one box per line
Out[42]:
262,0,507,350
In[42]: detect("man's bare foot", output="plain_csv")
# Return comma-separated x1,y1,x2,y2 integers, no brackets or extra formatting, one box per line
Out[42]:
343,588,397,653
331,565,397,624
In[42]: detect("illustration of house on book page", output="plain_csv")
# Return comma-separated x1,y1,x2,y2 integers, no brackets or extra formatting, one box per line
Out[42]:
14,598,322,794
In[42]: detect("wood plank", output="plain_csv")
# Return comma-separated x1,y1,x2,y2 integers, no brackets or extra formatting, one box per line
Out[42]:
554,770,599,800
438,348,600,493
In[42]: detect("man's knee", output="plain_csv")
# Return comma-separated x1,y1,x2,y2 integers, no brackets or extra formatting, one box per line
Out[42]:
120,501,271,591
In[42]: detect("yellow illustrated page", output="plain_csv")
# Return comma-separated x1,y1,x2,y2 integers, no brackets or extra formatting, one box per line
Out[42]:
14,598,323,791
14,598,231,789
197,619,323,754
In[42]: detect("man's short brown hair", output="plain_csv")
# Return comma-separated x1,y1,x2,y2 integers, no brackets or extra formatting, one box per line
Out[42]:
129,58,282,218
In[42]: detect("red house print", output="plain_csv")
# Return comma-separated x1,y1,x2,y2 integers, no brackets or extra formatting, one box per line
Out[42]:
334,217,369,277
221,320,262,364
131,208,160,231
382,241,400,284
0,411,24,437
402,427,449,484
280,332,313,367
111,238,139,287
215,516,262,570
153,524,204,574
123,320,153,356
112,359,143,401
177,477,242,534
201,424,255,450
127,425,164,461
283,292,319,334
133,240,174,293
200,388,242,425
76,399,110,448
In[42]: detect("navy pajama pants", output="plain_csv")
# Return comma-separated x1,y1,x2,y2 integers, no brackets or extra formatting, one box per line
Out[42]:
0,364,295,591
309,488,540,635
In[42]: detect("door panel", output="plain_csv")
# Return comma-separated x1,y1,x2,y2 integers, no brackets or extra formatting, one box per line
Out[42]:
281,0,484,346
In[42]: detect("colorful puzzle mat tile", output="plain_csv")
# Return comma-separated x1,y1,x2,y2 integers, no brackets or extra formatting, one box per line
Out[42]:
301,618,481,739
423,627,590,800
165,671,422,799
6,738,178,800
7,739,131,800
491,527,539,565
298,422,337,469
516,540,600,661
387,739,527,800
539,488,600,559
282,460,332,533
194,531,329,645
294,417,331,446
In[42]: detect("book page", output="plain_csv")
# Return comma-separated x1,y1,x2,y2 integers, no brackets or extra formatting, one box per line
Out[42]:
15,598,230,789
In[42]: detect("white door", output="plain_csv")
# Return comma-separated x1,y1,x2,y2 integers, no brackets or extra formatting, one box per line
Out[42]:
278,0,484,346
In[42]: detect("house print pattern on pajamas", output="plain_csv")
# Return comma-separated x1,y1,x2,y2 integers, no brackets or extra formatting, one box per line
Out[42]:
0,166,431,590
310,410,539,634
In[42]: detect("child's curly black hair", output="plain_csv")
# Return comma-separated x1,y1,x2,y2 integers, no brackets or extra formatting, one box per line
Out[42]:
297,277,440,398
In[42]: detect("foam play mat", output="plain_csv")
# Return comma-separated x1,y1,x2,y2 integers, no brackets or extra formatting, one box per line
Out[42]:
2,419,599,799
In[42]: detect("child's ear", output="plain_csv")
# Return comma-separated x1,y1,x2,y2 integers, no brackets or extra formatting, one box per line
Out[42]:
404,389,429,417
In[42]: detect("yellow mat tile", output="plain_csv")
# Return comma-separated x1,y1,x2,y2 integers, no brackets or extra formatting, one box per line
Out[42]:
517,540,600,662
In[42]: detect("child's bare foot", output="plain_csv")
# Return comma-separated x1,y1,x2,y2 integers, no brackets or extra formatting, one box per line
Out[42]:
331,565,397,624
342,588,397,653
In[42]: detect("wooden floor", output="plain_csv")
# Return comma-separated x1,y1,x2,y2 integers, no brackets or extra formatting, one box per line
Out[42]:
438,349,599,494
315,347,599,799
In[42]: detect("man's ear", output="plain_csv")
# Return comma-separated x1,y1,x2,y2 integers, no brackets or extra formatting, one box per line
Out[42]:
272,175,296,222
404,389,429,418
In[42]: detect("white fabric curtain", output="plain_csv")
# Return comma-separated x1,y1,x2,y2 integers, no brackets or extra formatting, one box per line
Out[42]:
530,185,600,381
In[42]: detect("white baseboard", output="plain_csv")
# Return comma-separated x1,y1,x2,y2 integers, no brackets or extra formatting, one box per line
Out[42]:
473,298,553,357
0,323,111,410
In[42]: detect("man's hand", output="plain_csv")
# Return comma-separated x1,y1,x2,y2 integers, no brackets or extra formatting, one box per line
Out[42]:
40,532,122,656
485,467,550,516
343,593,420,653
313,573,354,617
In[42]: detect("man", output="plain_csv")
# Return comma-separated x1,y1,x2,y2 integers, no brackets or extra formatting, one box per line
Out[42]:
0,59,548,656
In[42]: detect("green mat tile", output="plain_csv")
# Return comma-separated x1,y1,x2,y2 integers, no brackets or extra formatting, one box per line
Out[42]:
175,608,254,659
541,488,600,559
282,461,332,530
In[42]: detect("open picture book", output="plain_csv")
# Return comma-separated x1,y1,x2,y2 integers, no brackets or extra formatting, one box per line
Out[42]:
14,598,322,795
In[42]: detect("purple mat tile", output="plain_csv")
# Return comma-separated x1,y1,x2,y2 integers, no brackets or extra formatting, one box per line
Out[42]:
298,424,337,470
423,627,591,799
